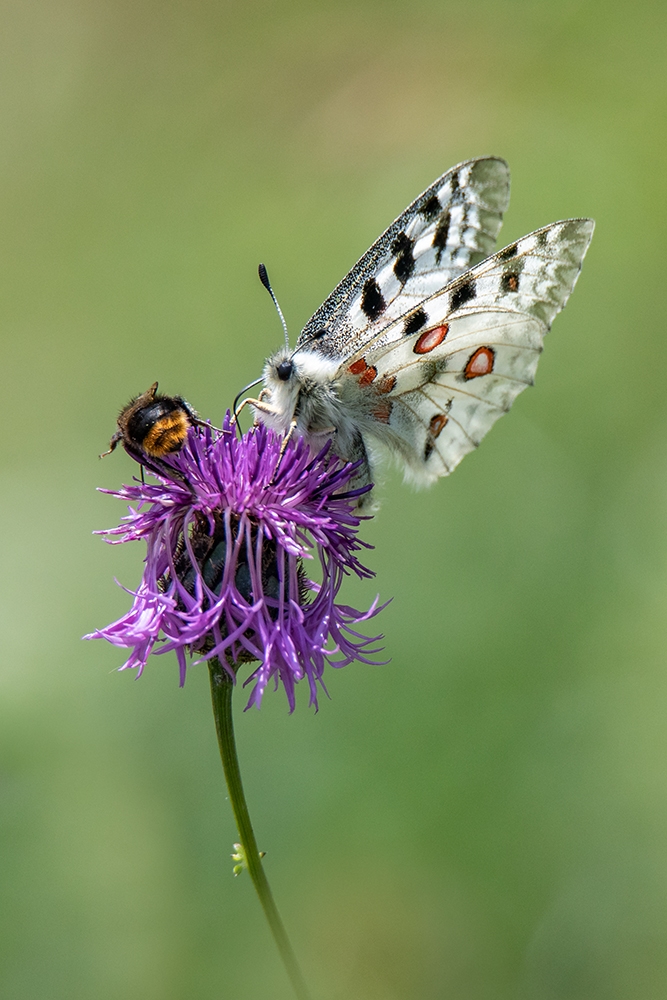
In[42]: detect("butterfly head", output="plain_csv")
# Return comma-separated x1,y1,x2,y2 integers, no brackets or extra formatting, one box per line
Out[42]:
260,345,341,434
259,346,300,433
276,358,293,381
265,345,296,382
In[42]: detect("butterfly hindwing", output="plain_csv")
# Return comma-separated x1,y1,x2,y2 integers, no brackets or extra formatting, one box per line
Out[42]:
297,157,511,362
339,218,595,483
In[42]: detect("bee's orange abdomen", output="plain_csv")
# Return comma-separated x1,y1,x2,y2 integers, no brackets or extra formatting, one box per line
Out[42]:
142,410,190,457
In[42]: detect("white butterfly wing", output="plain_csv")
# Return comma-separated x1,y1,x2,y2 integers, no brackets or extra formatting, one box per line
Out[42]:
339,218,595,483
297,157,511,362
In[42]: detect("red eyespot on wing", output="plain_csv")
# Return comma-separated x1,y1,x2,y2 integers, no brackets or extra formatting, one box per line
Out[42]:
372,402,392,423
464,346,495,379
429,413,448,438
348,358,367,375
377,375,396,394
414,324,449,355
359,365,377,386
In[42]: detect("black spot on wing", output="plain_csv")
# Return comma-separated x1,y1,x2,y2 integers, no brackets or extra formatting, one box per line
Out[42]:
432,211,451,265
404,307,427,335
420,194,441,220
450,279,476,311
419,360,438,384
501,271,520,293
424,437,435,462
499,243,518,260
360,278,386,320
537,230,549,248
450,171,459,193
391,232,415,283
311,327,328,339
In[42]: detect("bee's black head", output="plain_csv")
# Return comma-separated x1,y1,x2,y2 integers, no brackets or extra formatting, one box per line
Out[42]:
276,359,293,381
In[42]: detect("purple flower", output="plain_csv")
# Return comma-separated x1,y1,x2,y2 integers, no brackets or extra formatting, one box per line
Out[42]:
86,416,386,711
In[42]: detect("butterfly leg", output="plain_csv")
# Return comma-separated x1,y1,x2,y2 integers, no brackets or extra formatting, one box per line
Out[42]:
279,418,298,458
232,396,282,424
268,418,299,485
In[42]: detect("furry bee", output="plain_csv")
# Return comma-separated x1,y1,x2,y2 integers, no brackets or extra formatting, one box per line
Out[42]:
101,381,201,479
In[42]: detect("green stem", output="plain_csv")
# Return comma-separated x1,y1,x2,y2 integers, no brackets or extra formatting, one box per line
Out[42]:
208,662,312,1000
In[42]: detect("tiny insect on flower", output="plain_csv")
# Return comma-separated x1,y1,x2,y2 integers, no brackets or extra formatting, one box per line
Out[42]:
85,415,387,711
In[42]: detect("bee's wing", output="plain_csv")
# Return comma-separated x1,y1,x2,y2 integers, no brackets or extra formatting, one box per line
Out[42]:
296,157,511,362
339,218,595,483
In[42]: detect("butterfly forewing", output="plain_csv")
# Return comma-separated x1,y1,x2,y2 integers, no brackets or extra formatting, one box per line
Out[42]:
297,157,511,362
340,218,594,484
255,162,593,506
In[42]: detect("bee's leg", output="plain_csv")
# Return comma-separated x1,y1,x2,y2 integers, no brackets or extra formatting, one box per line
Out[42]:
99,431,122,459
121,444,196,496
191,417,225,433
176,399,225,435
147,458,197,496
180,398,199,422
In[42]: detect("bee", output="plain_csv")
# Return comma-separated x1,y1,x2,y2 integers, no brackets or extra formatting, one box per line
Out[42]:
101,381,202,481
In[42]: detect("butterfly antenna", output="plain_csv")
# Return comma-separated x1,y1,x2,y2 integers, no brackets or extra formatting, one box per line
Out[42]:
258,263,290,349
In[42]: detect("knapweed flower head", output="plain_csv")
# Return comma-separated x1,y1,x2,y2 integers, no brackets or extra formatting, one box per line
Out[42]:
86,417,385,710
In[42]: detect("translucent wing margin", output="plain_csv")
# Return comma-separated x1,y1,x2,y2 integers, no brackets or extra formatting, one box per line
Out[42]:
339,218,595,484
296,157,511,362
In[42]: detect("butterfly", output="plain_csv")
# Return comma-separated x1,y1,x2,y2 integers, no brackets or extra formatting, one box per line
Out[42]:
246,157,594,505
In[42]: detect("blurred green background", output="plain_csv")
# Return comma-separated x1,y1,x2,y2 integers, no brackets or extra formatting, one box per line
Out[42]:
2,1,667,997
